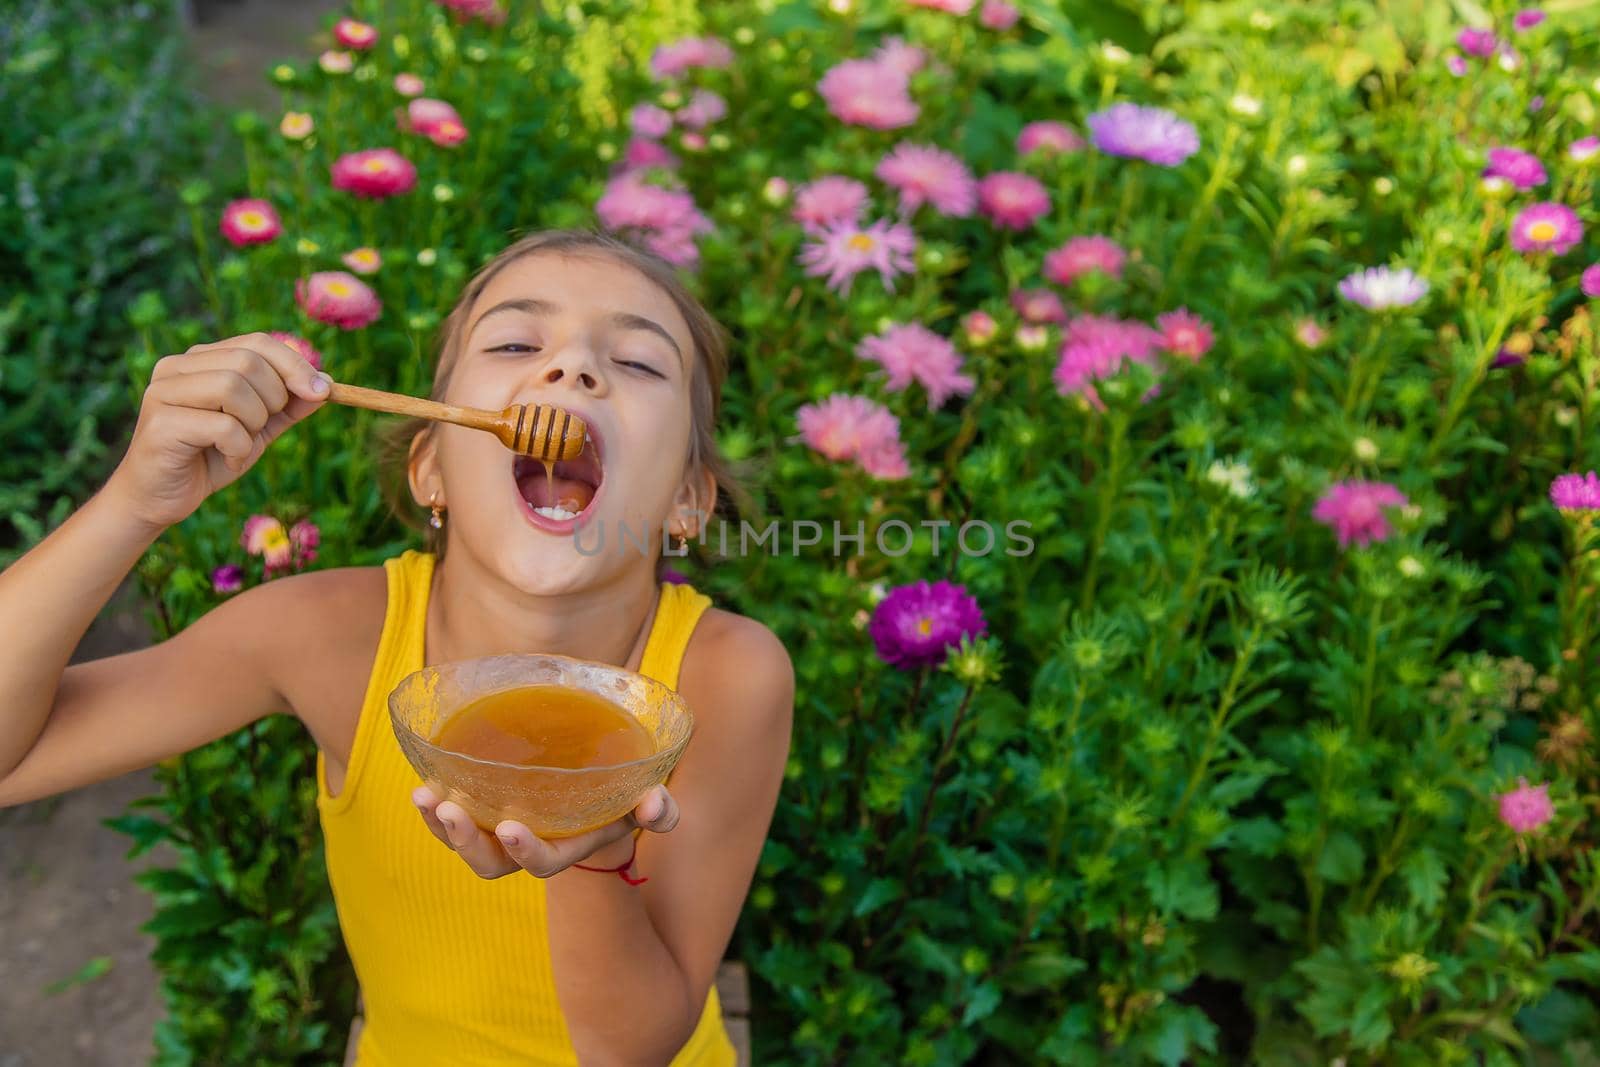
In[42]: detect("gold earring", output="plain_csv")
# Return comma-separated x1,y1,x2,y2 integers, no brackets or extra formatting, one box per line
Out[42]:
678,533,688,552
429,492,444,530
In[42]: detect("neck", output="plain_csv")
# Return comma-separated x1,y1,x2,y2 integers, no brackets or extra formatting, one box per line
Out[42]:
425,545,661,672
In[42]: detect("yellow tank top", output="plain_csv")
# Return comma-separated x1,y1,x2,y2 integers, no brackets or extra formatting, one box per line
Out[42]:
316,549,734,1067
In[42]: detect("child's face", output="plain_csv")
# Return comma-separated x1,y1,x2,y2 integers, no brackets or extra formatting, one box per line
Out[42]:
420,251,701,593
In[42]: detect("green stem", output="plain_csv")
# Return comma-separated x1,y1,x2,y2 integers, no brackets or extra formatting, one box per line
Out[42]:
1163,122,1242,299
1355,597,1383,740
1171,624,1263,825
186,204,225,326
1079,411,1129,611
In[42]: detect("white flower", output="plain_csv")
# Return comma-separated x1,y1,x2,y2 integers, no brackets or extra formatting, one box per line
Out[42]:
1206,459,1256,500
1353,437,1378,462
867,581,888,605
1498,50,1521,73
1373,176,1395,196
1398,556,1425,578
828,0,852,12
1229,94,1262,117
1286,154,1309,178
1249,10,1274,30
1100,42,1131,66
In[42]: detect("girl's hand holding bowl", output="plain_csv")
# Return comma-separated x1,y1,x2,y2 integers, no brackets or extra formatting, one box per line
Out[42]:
412,783,678,879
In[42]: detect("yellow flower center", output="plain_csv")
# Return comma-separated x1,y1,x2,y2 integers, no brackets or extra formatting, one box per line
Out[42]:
363,158,389,173
327,282,352,297
238,211,265,228
848,233,876,252
916,617,933,636
263,528,290,552
1528,220,1557,242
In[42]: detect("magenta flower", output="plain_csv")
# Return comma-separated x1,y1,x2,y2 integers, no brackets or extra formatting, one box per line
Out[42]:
241,516,293,575
677,90,728,130
404,98,468,147
796,393,910,480
1550,471,1600,511
219,199,282,247
1511,202,1583,254
962,310,998,346
341,247,381,276
1017,121,1084,156
980,0,1020,29
211,564,244,595
869,580,987,670
1294,318,1328,349
630,104,674,138
792,176,869,233
1043,235,1126,285
1157,308,1215,361
1086,103,1200,166
595,173,712,268
1582,264,1600,298
905,0,975,12
1010,288,1068,325
662,567,690,585
268,331,323,371
1446,55,1469,77
1312,480,1409,549
977,172,1050,230
330,148,417,199
1457,27,1498,56
394,73,424,97
1338,266,1429,311
876,143,978,217
620,137,679,172
438,0,504,23
1570,137,1600,164
334,18,377,50
1513,8,1546,31
856,322,976,410
872,36,927,77
1497,777,1553,833
799,218,917,296
1483,147,1547,190
290,519,320,567
296,272,381,330
1492,347,1526,369
818,58,920,130
1052,314,1165,408
650,36,734,80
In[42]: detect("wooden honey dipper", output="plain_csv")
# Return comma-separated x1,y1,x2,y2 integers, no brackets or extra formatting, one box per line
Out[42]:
325,381,587,462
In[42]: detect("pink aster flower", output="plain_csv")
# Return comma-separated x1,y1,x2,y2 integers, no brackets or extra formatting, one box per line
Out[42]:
872,36,927,77
792,176,869,233
796,393,911,480
1052,314,1164,408
650,36,734,80
290,519,321,567
1043,235,1126,285
962,310,998,346
1087,103,1201,166
980,0,1020,29
906,0,975,11
219,199,282,247
319,50,353,74
438,0,503,21
1497,777,1553,833
620,137,679,172
1483,147,1547,190
241,516,293,574
799,219,917,296
876,143,978,217
394,73,425,97
211,564,244,595
334,18,377,50
977,172,1050,230
869,579,987,670
1570,137,1600,164
1457,27,1498,56
404,98,468,147
280,112,314,140
856,322,976,410
678,131,707,153
1550,471,1600,511
1583,264,1600,298
1513,8,1546,31
268,331,323,371
1446,55,1470,77
341,247,382,275
296,271,381,330
1157,308,1215,361
1294,318,1328,349
595,173,713,268
630,104,674,138
818,58,920,130
1010,288,1067,325
676,90,728,130
331,148,417,198
1311,480,1409,549
1510,202,1583,255
1017,120,1084,156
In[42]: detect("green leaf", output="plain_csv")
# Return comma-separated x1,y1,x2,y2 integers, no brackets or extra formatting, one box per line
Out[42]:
1145,859,1219,920
43,955,113,995
1317,832,1365,886
1008,950,1087,992
962,982,1002,1026
851,878,901,918
1399,847,1447,912
103,813,170,859
1516,986,1600,1045
902,932,962,980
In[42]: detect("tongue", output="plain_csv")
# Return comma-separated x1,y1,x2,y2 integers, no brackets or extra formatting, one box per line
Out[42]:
520,471,596,512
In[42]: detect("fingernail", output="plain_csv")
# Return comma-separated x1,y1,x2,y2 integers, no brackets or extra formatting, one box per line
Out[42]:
310,374,330,395
497,832,520,847
439,816,455,832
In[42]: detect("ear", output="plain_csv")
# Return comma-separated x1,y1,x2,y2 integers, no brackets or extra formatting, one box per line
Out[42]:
671,466,718,537
407,426,443,508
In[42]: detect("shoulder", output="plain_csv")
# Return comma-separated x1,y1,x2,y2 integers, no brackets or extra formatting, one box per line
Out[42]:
679,607,794,736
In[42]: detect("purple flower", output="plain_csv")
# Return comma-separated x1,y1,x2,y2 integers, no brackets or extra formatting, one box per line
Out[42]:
1446,55,1469,77
649,36,734,80
1483,147,1547,190
1086,103,1200,166
1492,348,1527,369
1052,314,1165,409
1551,471,1600,511
1569,136,1600,164
1510,202,1583,255
1582,263,1600,298
212,564,245,595
1338,266,1429,311
629,104,673,139
1458,27,1498,56
1513,8,1546,31
868,579,987,670
1497,777,1553,833
676,89,728,130
799,218,917,295
1313,480,1409,549
662,567,690,585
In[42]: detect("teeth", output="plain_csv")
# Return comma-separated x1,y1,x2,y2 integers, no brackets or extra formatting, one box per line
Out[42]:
533,505,578,521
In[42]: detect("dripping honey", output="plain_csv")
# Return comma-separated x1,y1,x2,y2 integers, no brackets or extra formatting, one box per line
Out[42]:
433,684,652,768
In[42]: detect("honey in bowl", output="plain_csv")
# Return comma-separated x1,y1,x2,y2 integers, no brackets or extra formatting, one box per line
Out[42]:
432,684,653,769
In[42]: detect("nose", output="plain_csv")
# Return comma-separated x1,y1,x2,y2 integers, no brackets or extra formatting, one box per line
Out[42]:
540,339,608,396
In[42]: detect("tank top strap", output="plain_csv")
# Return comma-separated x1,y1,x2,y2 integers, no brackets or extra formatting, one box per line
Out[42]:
638,581,712,691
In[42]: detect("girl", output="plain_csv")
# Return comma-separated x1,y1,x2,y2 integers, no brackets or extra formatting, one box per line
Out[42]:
0,230,794,1066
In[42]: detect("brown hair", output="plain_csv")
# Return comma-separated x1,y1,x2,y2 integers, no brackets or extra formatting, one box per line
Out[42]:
377,229,755,570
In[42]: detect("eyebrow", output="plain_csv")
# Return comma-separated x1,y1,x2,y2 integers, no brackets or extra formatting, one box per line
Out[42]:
468,298,685,371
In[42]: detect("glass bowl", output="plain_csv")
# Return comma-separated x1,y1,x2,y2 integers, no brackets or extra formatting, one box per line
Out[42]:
389,653,694,839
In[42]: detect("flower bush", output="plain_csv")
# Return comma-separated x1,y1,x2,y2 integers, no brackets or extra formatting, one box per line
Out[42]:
108,0,1600,1063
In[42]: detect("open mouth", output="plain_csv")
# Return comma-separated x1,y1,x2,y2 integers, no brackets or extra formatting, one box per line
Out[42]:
513,426,605,529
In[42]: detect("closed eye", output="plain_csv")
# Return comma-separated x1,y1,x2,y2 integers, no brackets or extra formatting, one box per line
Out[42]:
616,359,665,378
488,343,542,354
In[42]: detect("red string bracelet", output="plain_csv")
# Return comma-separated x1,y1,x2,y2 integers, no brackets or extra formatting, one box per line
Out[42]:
573,838,648,885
